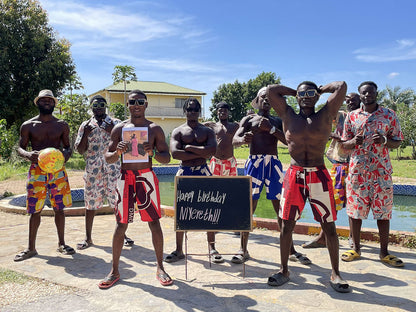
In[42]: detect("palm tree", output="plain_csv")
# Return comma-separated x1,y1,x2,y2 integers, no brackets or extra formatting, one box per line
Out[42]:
379,85,415,111
112,65,138,118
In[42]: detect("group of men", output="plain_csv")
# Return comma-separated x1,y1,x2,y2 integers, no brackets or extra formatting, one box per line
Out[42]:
14,79,404,293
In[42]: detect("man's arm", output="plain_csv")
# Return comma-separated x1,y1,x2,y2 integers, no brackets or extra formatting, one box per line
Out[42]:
319,81,347,118
267,84,296,118
17,122,38,163
183,128,217,158
61,121,72,162
144,125,170,164
232,116,253,147
74,120,94,155
105,124,125,164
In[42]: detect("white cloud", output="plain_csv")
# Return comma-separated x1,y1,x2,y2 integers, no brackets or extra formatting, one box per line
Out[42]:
388,72,400,79
354,39,416,62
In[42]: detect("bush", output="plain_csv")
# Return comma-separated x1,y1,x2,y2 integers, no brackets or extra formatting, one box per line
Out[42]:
0,119,19,160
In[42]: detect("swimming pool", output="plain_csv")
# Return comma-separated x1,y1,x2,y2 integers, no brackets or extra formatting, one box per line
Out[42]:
157,168,416,233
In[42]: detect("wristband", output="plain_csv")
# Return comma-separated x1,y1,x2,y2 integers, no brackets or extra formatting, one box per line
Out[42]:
382,135,387,145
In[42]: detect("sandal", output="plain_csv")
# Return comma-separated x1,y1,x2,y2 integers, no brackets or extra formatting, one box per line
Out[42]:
289,252,312,265
124,237,134,247
210,249,224,263
14,249,38,262
380,254,404,267
57,245,76,255
341,250,360,262
231,252,250,264
76,240,92,250
98,274,120,289
164,251,185,263
156,272,173,286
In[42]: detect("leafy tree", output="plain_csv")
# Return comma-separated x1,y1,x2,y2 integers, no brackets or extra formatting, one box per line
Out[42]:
109,102,126,121
210,72,280,122
0,0,75,126
395,103,416,159
112,65,137,118
58,94,90,149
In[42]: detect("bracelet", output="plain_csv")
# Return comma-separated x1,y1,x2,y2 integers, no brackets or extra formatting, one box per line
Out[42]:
382,135,387,145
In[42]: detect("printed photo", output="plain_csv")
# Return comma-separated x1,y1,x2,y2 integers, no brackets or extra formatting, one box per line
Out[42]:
122,127,148,163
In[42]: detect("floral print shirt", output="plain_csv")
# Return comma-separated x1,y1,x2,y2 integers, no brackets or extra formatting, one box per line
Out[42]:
342,106,403,175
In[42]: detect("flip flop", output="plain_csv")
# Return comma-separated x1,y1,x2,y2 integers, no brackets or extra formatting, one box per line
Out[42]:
231,252,250,264
164,251,185,263
267,272,290,286
301,240,326,248
57,245,76,255
14,249,38,262
124,237,134,247
289,252,312,265
341,250,360,262
329,280,351,293
210,249,224,263
76,240,92,250
380,254,404,267
98,275,120,289
156,272,173,286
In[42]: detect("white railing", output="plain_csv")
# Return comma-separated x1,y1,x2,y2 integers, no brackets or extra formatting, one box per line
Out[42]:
146,106,185,117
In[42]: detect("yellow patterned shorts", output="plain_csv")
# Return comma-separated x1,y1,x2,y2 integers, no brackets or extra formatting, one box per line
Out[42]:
26,164,72,214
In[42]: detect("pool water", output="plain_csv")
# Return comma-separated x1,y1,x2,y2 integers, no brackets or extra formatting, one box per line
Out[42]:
158,175,416,233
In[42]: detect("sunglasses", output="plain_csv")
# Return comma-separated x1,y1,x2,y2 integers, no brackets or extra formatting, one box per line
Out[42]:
297,89,319,98
92,102,106,108
128,99,146,106
186,107,200,113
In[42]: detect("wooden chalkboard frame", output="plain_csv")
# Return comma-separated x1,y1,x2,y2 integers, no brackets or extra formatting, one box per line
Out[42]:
174,176,253,232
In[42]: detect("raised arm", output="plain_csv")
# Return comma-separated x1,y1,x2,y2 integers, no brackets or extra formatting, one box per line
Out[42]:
319,81,347,118
266,84,297,118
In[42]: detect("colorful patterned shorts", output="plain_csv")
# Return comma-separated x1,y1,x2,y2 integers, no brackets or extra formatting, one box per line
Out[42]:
115,169,161,223
209,156,237,176
83,167,120,210
280,165,337,223
244,154,283,200
346,170,393,220
330,163,349,211
26,164,72,214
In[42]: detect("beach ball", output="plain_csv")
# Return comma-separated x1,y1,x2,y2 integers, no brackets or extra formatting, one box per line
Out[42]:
38,148,64,173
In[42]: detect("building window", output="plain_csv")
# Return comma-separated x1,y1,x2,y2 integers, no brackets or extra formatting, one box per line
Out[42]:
175,98,187,108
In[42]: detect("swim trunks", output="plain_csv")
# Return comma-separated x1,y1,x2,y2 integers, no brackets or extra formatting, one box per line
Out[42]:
115,169,161,223
209,156,237,176
176,164,212,177
280,165,336,223
244,154,283,200
346,169,393,220
26,164,72,214
330,163,349,211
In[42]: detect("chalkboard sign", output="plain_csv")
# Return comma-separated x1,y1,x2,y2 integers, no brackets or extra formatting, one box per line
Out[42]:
174,176,252,232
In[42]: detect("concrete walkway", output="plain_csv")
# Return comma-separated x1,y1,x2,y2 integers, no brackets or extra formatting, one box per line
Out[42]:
0,211,415,312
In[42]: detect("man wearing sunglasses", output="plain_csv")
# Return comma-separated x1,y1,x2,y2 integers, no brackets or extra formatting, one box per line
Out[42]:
75,95,134,250
164,98,219,263
266,81,351,293
99,89,172,288
232,87,310,265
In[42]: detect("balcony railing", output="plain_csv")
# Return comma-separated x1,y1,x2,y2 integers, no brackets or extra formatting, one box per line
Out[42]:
146,106,185,117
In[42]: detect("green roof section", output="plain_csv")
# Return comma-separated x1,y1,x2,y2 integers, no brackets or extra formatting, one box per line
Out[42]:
102,81,206,95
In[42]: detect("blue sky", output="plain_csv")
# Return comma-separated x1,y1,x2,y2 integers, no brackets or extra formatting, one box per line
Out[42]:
40,0,416,118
